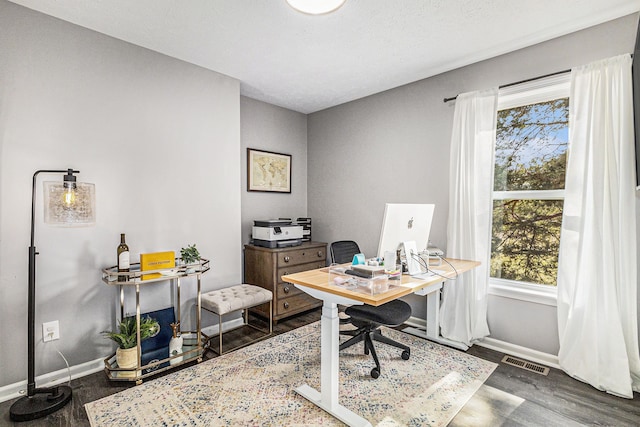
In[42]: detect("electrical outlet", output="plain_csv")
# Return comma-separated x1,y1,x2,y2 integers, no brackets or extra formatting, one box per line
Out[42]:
42,320,60,342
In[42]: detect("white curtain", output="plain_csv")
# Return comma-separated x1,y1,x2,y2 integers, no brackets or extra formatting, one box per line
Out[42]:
441,88,497,346
557,54,640,398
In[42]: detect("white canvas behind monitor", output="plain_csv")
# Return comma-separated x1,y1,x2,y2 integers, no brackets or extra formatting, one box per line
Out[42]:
377,203,435,273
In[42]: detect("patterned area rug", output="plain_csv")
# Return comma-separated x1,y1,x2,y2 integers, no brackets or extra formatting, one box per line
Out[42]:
86,322,496,426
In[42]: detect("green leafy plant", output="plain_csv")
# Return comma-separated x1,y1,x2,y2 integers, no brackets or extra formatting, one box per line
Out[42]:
180,244,201,264
102,316,159,350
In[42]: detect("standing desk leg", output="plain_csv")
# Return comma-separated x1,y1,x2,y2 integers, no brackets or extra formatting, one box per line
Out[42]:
294,301,372,427
404,284,469,351
322,303,338,409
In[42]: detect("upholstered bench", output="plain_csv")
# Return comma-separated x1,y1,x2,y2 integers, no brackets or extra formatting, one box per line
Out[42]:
201,284,273,355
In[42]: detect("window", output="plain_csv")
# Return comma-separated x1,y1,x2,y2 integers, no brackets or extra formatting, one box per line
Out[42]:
489,75,570,296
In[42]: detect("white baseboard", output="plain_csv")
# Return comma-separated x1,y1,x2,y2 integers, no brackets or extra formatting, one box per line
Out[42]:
475,337,560,369
405,315,427,330
0,357,104,404
201,317,244,337
405,315,559,369
0,317,245,404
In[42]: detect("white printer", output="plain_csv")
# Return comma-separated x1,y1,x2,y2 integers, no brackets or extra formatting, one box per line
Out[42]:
252,219,303,248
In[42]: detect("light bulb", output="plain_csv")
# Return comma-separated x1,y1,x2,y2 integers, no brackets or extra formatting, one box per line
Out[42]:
61,169,77,207
62,186,76,206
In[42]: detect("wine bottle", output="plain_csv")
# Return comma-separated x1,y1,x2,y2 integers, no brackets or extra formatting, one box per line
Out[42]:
117,233,130,282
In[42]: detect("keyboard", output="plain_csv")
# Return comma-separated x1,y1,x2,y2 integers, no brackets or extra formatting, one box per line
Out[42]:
411,271,435,280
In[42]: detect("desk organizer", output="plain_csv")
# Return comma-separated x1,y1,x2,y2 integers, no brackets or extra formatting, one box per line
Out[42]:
328,266,389,295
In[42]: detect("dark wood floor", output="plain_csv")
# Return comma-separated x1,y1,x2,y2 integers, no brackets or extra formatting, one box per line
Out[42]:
1,308,638,426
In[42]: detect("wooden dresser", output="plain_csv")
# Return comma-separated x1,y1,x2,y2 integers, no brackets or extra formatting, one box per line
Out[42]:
244,242,326,322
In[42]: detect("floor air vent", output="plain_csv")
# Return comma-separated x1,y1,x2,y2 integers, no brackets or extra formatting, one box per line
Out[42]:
501,355,550,376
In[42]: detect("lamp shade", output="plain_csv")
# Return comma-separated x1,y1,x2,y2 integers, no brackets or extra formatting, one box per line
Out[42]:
43,181,96,226
286,0,346,15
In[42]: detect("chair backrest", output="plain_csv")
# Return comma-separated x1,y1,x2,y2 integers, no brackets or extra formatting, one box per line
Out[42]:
330,240,361,264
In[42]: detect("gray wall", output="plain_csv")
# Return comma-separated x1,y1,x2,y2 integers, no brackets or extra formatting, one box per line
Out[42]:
0,1,241,388
308,14,639,354
2,0,638,392
240,97,308,245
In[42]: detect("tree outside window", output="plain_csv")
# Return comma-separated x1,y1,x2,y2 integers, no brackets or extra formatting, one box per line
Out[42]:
490,98,569,286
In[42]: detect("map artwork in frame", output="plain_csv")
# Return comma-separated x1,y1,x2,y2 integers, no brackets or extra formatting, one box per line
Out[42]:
247,148,292,193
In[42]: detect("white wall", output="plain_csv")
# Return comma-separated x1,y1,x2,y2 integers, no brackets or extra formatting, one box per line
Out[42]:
0,1,241,388
240,97,308,246
308,13,639,355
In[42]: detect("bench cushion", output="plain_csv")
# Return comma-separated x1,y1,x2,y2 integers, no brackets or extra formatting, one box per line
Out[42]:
202,284,272,315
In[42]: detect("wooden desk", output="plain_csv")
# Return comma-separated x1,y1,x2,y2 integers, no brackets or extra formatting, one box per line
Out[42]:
282,258,479,427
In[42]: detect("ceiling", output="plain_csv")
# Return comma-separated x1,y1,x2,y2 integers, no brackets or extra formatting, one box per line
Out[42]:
8,0,640,113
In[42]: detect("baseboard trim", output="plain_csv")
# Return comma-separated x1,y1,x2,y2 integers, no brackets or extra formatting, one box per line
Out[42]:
0,318,245,404
0,357,104,404
476,337,560,369
405,315,427,330
405,315,559,369
201,317,244,337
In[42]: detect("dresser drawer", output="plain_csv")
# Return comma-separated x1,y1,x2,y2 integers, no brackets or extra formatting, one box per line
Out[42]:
244,242,327,323
276,293,321,316
277,281,304,299
277,247,326,266
278,261,325,284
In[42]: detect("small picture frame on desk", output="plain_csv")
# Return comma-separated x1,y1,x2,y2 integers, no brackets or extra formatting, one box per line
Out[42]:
247,148,291,193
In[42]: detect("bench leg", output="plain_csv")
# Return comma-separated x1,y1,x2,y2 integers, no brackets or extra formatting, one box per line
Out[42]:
203,300,273,357
269,300,273,334
219,313,223,355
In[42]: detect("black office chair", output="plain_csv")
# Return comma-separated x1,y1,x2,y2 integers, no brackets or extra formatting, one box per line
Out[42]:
329,240,412,379
330,240,361,264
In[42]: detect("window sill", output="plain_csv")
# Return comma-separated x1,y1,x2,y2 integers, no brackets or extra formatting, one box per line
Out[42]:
488,279,557,306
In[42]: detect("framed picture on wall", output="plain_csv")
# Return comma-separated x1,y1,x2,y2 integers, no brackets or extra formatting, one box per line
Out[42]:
247,148,292,193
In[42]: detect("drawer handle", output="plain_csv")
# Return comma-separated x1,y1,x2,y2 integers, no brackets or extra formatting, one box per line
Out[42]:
284,256,290,263
284,286,290,293
283,302,290,309
317,251,323,257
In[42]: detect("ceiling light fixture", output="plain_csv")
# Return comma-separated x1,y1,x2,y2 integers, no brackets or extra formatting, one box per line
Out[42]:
286,0,346,15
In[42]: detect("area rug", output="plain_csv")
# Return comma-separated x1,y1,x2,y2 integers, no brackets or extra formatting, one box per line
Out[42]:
85,321,496,426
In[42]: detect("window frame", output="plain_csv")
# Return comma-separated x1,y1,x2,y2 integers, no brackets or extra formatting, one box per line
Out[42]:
488,73,571,305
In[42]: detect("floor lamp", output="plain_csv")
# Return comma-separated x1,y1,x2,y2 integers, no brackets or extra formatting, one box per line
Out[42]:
10,169,95,422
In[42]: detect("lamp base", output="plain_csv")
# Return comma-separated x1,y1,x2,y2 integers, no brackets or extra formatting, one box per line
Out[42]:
9,386,72,422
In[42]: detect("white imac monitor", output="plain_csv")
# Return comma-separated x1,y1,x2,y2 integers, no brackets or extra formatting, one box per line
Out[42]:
377,203,435,275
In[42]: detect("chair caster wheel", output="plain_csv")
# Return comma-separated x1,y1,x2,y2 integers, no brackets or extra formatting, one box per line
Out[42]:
371,368,380,379
402,350,410,360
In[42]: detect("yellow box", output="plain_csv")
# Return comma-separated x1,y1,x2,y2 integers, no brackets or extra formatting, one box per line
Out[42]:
140,251,175,280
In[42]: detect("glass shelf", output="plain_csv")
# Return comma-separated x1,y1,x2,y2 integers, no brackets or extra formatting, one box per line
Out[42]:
102,258,210,286
103,334,206,382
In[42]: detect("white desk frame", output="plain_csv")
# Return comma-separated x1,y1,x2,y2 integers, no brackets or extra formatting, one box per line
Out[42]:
293,284,372,427
286,259,478,426
402,279,469,351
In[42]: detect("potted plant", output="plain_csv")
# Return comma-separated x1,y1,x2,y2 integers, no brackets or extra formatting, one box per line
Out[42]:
180,244,201,272
103,315,159,375
180,244,200,264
